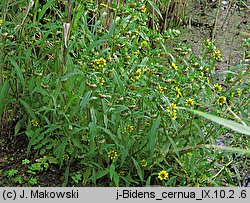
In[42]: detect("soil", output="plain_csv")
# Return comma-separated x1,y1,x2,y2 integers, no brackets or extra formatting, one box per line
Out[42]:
182,0,250,70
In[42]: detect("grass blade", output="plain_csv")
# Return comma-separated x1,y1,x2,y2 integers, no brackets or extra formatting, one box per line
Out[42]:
178,107,250,136
148,0,163,19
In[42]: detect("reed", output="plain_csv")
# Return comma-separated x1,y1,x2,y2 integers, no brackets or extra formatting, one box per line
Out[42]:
93,0,189,33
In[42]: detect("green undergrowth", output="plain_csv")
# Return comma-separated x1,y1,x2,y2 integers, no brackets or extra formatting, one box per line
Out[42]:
0,0,250,186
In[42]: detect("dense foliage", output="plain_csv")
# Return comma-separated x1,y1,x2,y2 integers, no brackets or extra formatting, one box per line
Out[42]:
0,0,250,186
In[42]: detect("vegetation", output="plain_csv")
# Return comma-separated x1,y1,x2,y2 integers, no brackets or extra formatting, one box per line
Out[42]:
0,0,249,186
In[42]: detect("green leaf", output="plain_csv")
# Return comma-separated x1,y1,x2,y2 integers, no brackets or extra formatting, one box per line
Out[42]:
60,69,82,81
63,166,70,186
64,94,79,112
112,70,124,95
31,87,49,97
0,80,10,116
19,99,36,120
148,116,161,156
9,59,25,87
131,157,143,182
89,108,97,151
108,20,116,39
146,176,151,186
95,169,110,180
47,156,59,164
54,138,68,167
80,91,92,109
113,172,120,186
26,129,42,155
110,164,115,180
148,0,163,19
98,127,119,146
168,136,179,157
178,107,250,136
38,0,55,22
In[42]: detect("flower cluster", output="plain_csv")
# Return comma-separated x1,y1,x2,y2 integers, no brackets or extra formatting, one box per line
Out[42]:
203,39,222,61
124,124,134,132
167,103,177,120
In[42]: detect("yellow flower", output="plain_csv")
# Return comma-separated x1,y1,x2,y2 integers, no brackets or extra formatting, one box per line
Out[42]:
124,125,134,132
140,40,148,47
170,103,177,109
135,68,141,79
140,6,147,13
108,150,118,160
213,83,222,92
141,159,148,167
95,57,107,68
204,39,211,48
119,171,126,176
157,85,164,94
213,50,222,61
2,72,8,79
31,119,38,127
171,62,178,70
97,77,105,85
0,19,3,25
167,103,177,120
158,170,169,181
62,154,69,161
198,72,204,81
185,98,194,106
100,3,107,7
175,86,183,97
237,88,241,96
135,50,140,56
217,96,226,106
206,77,210,84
